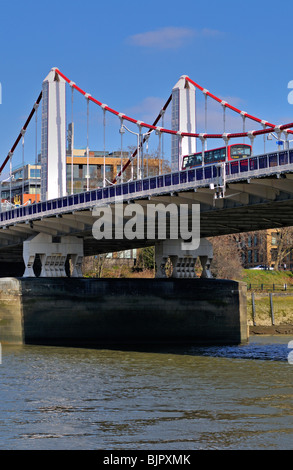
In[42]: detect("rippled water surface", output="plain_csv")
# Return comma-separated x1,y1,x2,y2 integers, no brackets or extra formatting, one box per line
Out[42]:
1,336,293,450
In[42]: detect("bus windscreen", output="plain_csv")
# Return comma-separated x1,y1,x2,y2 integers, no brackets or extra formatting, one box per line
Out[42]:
230,145,251,158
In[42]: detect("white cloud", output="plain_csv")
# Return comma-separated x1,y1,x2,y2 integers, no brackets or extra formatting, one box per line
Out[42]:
125,96,167,123
127,27,222,50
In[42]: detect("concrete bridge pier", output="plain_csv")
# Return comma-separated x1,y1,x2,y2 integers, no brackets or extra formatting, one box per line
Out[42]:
155,238,213,279
23,233,83,278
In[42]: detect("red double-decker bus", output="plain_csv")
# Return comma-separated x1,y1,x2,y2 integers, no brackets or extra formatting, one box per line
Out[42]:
182,143,252,170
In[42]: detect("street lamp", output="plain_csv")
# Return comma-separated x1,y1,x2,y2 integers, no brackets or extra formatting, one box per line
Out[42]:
120,123,153,181
267,131,293,150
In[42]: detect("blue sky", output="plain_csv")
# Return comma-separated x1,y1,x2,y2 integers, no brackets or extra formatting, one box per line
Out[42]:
1,0,293,172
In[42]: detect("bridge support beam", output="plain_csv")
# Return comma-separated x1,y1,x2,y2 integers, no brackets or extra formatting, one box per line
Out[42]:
155,238,213,279
23,233,83,278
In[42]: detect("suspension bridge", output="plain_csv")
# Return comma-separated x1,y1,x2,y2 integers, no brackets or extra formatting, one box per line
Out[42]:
0,67,293,279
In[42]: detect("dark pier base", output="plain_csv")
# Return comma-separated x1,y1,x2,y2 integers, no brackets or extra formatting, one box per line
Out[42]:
0,277,248,348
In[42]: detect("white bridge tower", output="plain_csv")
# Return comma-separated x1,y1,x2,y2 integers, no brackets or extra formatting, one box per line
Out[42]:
41,67,67,201
171,76,196,172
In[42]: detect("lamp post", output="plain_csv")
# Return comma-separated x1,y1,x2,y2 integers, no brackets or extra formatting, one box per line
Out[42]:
120,124,153,181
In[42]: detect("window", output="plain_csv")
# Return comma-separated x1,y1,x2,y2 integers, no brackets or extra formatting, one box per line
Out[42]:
271,249,277,261
14,170,23,179
213,149,221,161
30,169,41,178
248,250,252,263
183,154,201,168
271,233,278,246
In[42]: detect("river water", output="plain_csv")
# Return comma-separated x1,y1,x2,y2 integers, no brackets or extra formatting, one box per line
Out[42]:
0,336,292,450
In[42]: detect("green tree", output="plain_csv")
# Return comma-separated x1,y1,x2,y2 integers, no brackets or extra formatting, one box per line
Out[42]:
137,246,155,270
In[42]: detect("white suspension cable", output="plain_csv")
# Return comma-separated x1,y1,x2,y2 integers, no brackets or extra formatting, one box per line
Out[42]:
86,95,90,192
156,129,162,176
199,134,206,168
241,112,246,144
119,118,125,183
205,94,208,134
145,134,149,178
222,133,230,163
71,86,74,195
138,124,144,180
262,123,266,153
9,155,12,204
204,94,208,150
35,106,38,165
161,112,165,171
22,135,25,201
103,108,106,188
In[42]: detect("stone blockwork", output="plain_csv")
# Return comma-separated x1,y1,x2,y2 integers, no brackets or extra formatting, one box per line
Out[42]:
0,277,248,347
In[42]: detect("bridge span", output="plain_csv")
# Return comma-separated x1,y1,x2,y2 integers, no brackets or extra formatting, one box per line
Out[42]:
0,147,292,277
2,67,292,346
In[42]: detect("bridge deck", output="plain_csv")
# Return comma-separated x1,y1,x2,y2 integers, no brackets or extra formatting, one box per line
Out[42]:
0,149,293,256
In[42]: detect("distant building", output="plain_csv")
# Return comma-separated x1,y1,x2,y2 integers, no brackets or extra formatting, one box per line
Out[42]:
0,163,41,205
66,148,161,194
237,229,293,270
0,131,161,203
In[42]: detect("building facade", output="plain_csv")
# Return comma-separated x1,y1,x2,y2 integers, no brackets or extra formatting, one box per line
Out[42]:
237,229,293,271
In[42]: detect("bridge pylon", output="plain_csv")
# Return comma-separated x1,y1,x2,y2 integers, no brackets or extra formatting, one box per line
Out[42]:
41,67,67,201
171,75,196,172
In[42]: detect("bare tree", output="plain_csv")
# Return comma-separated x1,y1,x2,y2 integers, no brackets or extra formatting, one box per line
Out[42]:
271,227,293,270
82,254,108,278
208,234,243,280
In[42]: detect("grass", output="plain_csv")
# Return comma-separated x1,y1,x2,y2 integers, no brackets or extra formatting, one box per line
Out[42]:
242,269,293,288
241,270,293,326
247,293,293,326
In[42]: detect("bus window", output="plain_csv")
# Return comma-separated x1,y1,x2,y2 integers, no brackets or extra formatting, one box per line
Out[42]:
193,154,202,166
182,156,188,169
205,151,213,163
183,153,202,169
220,148,226,159
213,149,221,161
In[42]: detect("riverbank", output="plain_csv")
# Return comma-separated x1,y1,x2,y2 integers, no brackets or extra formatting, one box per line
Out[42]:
250,325,293,335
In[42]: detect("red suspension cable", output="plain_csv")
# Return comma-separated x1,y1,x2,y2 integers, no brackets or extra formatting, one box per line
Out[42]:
185,76,293,136
3,70,293,181
55,68,293,140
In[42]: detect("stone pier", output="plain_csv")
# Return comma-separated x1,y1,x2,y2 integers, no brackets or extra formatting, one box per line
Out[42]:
0,277,248,347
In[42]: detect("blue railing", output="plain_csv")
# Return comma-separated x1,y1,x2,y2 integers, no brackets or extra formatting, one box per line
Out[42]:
1,149,293,225
225,149,293,176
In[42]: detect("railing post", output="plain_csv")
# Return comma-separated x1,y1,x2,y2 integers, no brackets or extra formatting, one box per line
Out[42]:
269,293,275,326
251,292,256,326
